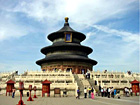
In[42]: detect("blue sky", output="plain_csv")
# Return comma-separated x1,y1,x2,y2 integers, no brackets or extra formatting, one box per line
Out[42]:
0,0,139,73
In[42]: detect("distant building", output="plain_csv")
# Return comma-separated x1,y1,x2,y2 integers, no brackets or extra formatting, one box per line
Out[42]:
36,17,97,74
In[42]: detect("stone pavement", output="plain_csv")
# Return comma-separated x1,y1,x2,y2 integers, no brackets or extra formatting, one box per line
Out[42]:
0,95,139,105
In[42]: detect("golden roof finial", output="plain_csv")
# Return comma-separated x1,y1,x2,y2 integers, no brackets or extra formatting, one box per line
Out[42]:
65,17,69,23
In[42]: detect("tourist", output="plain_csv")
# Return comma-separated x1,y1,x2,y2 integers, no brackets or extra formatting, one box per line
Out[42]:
125,88,129,97
130,88,133,96
99,85,101,96
86,72,88,79
76,87,80,99
88,87,91,98
127,88,130,97
104,87,107,97
116,90,121,99
101,88,104,97
105,87,107,97
12,88,16,98
124,87,127,96
88,72,90,79
82,69,85,74
107,88,110,98
63,88,67,97
111,87,114,98
84,87,87,98
95,80,97,85
91,87,94,93
91,87,94,99
106,88,108,97
114,89,116,96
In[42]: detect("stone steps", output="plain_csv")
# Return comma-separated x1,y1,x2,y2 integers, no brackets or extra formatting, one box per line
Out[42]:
73,74,84,96
88,78,99,93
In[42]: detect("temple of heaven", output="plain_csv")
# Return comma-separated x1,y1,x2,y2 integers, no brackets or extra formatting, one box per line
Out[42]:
36,17,97,74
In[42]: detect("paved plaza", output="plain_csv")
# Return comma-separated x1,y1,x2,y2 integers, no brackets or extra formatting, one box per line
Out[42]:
0,95,139,105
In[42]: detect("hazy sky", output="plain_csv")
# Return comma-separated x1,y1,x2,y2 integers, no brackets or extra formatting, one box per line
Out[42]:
0,0,139,73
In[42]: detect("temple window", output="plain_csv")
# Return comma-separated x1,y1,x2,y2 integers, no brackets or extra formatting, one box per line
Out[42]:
65,32,72,42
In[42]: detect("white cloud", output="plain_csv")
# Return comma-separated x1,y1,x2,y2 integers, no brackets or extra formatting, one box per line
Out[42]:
0,12,38,41
86,32,97,40
0,0,138,41
84,24,139,50
0,23,28,41
7,0,138,24
82,24,139,71
92,25,139,44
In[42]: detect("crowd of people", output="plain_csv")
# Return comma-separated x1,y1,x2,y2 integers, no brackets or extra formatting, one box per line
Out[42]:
100,87,120,98
85,71,94,79
85,72,91,79
124,87,132,97
76,87,95,99
76,86,123,99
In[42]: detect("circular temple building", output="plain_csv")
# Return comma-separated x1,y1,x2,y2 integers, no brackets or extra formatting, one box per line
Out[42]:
36,17,97,74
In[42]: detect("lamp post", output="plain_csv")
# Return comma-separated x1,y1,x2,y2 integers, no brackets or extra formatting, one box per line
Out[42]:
17,81,26,105
27,85,34,101
33,86,37,98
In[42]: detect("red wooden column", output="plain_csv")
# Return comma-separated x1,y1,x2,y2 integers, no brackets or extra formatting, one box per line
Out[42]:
130,80,140,96
75,67,78,74
17,81,26,105
6,80,15,96
42,80,51,97
27,85,34,101
33,86,37,98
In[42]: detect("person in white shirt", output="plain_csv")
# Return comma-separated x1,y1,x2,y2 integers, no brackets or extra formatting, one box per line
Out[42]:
126,88,129,97
84,87,87,98
101,88,104,97
108,88,110,98
104,87,107,97
130,88,133,96
124,87,127,96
